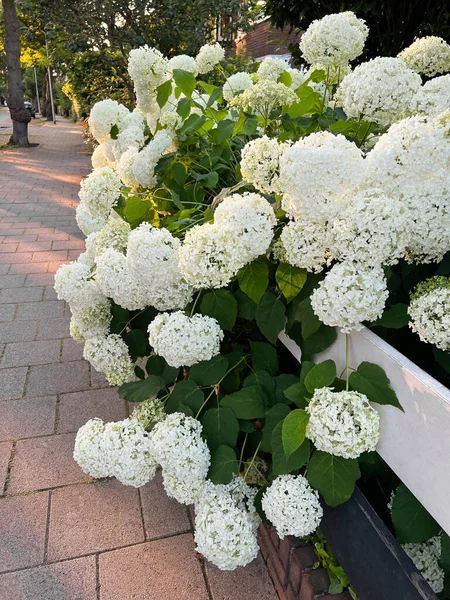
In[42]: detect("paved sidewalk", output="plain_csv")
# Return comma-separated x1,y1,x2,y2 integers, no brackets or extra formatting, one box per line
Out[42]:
0,119,277,599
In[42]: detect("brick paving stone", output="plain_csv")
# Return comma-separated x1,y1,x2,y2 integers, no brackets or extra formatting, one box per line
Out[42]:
0,274,26,288
61,337,84,362
1,339,60,368
0,441,12,495
0,492,49,572
0,304,16,322
27,361,90,396
140,471,191,539
47,479,145,561
0,320,38,342
0,397,56,441
90,367,109,388
36,317,70,340
0,367,27,400
0,286,44,304
8,433,86,493
0,555,97,600
206,555,278,600
24,273,55,286
58,388,126,433
9,262,49,274
31,251,68,263
99,535,209,600
15,300,64,320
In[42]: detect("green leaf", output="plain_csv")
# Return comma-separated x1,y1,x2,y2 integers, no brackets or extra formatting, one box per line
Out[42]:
433,347,450,373
201,407,239,451
296,297,322,339
190,355,229,386
349,362,403,411
156,79,173,108
221,385,267,419
250,341,278,375
256,292,287,344
192,170,218,188
271,422,310,475
307,451,360,507
371,304,409,329
287,86,322,117
282,409,310,458
118,375,165,402
238,258,269,304
110,123,119,139
166,380,204,414
207,86,223,107
177,97,191,119
391,484,441,543
146,355,179,385
216,119,236,143
276,263,307,302
200,289,237,331
134,366,145,380
261,404,290,452
274,374,299,404
244,371,276,403
123,329,148,361
304,360,337,394
235,289,257,320
179,114,207,135
173,68,197,98
122,197,155,228
109,304,130,334
171,162,186,186
208,445,239,484
303,324,337,356
278,70,292,86
283,382,309,408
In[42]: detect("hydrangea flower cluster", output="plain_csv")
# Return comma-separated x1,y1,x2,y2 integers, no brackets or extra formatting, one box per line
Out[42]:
402,536,444,593
94,215,131,257
337,57,421,127
132,130,173,188
70,300,112,341
416,74,450,118
150,413,211,504
311,262,388,332
88,99,128,143
261,475,323,539
240,136,290,194
195,43,225,74
300,11,368,67
83,334,135,386
222,72,254,102
78,166,122,224
230,80,297,115
194,478,260,570
280,218,331,273
256,56,288,81
129,398,166,431
54,261,104,308
168,54,198,76
127,46,168,112
73,418,111,479
306,388,381,458
408,277,450,351
398,36,450,77
148,311,223,367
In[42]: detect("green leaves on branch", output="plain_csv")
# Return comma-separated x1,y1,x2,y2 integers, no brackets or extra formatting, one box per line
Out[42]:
200,289,237,331
238,258,269,304
307,451,360,507
281,409,309,458
146,355,179,385
391,484,441,543
304,360,336,394
370,303,409,329
209,445,239,484
349,362,403,411
190,355,228,386
221,385,267,419
166,380,204,414
261,404,290,452
156,79,173,109
173,68,197,98
271,422,310,475
250,341,278,375
118,375,165,402
201,407,239,451
256,292,287,344
276,263,307,303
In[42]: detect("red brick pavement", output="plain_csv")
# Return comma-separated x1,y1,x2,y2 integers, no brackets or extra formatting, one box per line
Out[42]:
0,119,277,599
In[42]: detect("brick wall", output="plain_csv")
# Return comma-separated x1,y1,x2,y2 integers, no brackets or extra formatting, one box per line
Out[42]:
258,523,352,600
236,19,302,59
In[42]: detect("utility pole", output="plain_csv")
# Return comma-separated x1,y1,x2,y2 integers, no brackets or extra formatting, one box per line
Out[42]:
44,36,56,124
33,67,41,114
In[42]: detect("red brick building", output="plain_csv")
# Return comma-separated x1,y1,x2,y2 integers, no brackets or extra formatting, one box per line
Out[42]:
236,18,302,62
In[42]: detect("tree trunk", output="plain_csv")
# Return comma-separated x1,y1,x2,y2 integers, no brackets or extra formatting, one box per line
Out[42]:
2,0,31,146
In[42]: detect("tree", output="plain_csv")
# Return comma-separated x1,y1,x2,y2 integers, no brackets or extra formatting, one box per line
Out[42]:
1,0,30,146
264,0,450,63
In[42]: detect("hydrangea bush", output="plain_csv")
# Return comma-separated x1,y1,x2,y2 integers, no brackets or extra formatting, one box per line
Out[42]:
55,12,450,574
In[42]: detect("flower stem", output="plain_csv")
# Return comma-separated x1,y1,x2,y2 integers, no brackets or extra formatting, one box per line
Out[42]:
243,441,261,482
189,291,202,317
345,333,350,391
238,433,248,471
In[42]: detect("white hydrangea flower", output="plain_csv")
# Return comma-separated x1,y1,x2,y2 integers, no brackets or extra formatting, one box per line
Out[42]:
120,110,146,132
130,398,166,431
287,67,307,89
230,80,297,114
116,147,140,188
73,418,110,479
78,167,122,218
103,419,157,487
330,188,409,266
91,144,110,169
168,54,198,76
306,62,351,86
336,57,421,127
126,223,193,311
150,413,211,504
240,136,290,194
257,56,288,81
280,218,331,273
279,131,364,222
89,99,128,143
433,110,450,136
195,43,225,74
128,46,168,113
300,11,368,67
70,300,112,341
223,72,254,102
416,74,450,118
408,279,450,351
311,262,388,332
403,536,444,594
95,248,147,311
261,475,322,539
83,334,135,386
54,261,105,308
306,388,381,458
194,478,260,570
94,215,130,257
159,110,182,134
76,203,108,236
148,312,223,368
132,130,173,188
114,125,145,159
399,36,450,77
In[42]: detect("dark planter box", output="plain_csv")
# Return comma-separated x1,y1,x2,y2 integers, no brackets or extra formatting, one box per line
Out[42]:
259,487,439,600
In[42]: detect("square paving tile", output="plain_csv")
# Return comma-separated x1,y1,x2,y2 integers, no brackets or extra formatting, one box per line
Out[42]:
0,321,38,343
0,304,16,322
0,397,56,441
26,361,90,396
0,555,96,600
206,555,277,600
36,317,70,340
99,535,209,600
61,337,84,362
16,300,64,321
47,479,145,561
7,433,87,493
1,340,61,368
58,388,126,433
0,492,49,572
140,471,191,540
0,367,28,400
0,287,44,304
0,441,12,495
